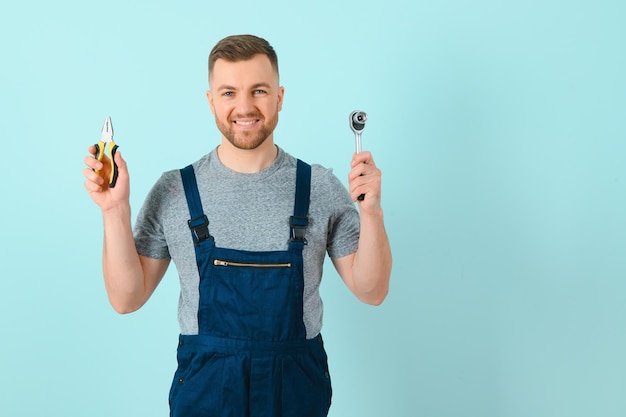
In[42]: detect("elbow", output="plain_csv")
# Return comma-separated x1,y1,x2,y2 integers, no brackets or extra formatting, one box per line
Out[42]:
105,283,148,315
109,298,142,315
112,305,139,315
352,256,391,307
363,292,388,306
368,295,387,306
357,285,389,306
111,304,138,315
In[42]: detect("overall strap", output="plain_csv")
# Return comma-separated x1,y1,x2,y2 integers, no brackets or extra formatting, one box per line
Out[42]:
180,165,213,246
289,159,311,247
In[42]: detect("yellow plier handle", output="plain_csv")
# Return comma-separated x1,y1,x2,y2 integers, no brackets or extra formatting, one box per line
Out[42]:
95,116,119,188
94,139,119,188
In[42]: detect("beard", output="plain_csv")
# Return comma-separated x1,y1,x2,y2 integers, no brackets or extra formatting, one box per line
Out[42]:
215,111,279,150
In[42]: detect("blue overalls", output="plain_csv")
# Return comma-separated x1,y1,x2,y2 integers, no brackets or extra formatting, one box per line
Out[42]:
169,160,332,417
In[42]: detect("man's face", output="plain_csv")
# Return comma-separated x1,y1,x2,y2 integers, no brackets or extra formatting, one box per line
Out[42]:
207,54,284,150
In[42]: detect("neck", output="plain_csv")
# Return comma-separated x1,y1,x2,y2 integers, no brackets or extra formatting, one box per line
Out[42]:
217,137,278,173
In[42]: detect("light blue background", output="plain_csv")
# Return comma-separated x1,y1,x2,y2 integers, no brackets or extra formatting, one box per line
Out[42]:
1,1,625,416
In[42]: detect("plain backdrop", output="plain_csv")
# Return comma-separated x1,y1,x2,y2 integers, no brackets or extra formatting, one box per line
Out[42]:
1,1,625,416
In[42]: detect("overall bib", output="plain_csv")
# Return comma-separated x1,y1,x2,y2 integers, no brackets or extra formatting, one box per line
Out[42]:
169,160,332,417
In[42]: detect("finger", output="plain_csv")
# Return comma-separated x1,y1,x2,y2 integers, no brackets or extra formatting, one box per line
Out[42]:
351,166,381,191
84,179,103,193
350,171,372,192
351,151,375,167
352,178,381,203
348,162,378,182
348,170,366,198
347,164,365,182
83,167,104,186
84,154,103,171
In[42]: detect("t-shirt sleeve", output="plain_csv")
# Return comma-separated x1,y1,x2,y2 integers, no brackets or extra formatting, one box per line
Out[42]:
133,172,175,259
323,170,360,259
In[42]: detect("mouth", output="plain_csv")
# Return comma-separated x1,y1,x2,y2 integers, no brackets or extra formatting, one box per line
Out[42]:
232,118,260,128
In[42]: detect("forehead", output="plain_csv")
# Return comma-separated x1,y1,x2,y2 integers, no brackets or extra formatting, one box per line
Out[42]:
210,54,278,88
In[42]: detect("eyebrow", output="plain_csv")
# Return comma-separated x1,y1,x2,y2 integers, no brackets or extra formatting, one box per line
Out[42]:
217,82,273,92
251,83,272,90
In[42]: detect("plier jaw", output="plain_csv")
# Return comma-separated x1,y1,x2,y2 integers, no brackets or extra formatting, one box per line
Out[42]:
95,116,119,188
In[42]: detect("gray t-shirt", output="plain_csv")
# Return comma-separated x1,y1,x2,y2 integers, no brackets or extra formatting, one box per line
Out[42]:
133,146,360,338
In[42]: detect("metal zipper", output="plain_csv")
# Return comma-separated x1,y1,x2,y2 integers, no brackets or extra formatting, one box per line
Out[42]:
213,259,292,268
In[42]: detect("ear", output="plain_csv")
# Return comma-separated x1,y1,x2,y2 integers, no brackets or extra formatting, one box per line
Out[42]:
206,90,216,115
277,86,285,112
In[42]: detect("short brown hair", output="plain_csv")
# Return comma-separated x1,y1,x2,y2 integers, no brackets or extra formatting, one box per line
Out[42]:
208,34,279,80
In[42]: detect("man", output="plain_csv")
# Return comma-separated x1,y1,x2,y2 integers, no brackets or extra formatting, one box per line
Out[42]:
83,34,391,417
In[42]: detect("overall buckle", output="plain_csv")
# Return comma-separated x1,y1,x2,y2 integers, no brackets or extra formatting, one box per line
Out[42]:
289,215,308,244
188,214,213,245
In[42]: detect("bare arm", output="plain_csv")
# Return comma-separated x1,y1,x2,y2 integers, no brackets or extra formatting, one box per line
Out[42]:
84,146,169,313
332,151,392,305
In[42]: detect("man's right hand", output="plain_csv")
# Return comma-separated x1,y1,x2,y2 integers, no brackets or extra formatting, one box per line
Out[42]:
83,145,167,314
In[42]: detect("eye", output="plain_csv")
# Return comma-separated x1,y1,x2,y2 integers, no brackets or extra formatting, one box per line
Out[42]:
222,91,234,97
253,89,267,96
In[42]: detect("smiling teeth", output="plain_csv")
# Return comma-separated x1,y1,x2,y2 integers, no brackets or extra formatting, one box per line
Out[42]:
237,120,255,126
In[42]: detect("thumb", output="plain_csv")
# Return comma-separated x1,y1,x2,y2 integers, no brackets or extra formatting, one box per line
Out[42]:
112,150,130,190
114,150,127,171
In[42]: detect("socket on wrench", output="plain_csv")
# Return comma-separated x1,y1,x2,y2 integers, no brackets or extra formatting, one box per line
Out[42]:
349,110,367,201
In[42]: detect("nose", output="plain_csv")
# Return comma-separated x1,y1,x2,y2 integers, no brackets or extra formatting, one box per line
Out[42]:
234,93,256,115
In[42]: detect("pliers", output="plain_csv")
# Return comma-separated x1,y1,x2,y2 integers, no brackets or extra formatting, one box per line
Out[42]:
95,115,119,188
